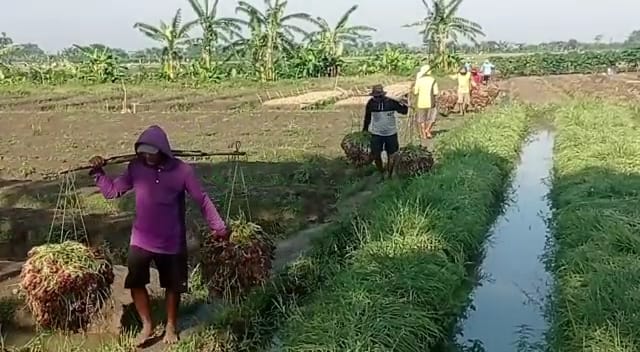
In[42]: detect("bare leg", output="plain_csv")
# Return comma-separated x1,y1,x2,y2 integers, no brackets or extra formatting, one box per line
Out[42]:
419,122,428,141
163,290,181,344
387,153,396,179
373,155,384,175
131,288,154,346
425,121,434,138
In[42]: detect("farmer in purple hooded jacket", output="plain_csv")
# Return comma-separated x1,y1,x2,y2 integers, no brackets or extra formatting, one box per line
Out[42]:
88,125,228,346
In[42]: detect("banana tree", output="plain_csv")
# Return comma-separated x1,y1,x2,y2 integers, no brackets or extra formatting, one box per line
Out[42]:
234,0,315,81
307,5,375,59
72,44,125,83
134,9,195,80
186,0,243,69
405,0,483,72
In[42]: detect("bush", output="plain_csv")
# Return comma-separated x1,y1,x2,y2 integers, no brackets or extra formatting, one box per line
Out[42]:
490,48,640,77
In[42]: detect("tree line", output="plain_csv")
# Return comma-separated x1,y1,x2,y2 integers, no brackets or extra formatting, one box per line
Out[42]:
2,0,640,82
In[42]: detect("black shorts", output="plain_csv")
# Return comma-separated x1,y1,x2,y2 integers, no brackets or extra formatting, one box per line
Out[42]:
483,75,491,83
125,246,188,293
370,134,399,156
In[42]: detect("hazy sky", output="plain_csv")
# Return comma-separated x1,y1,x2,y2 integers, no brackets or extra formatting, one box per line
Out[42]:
2,0,637,52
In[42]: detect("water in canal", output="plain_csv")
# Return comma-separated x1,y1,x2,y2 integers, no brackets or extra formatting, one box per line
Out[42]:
457,130,554,352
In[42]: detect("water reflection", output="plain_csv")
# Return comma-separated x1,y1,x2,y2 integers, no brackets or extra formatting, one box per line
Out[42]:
457,130,554,352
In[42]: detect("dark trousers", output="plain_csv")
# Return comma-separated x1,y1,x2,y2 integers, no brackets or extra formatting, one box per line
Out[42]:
370,133,399,157
125,246,188,293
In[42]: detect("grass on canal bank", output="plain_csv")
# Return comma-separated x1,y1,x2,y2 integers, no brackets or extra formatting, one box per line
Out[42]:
270,104,531,351
548,100,640,351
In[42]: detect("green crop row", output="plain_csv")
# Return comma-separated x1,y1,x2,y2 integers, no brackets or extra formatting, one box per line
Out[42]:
547,101,640,351
489,48,640,77
269,105,530,350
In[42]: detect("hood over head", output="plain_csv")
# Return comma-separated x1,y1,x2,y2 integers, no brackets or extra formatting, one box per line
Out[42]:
135,125,173,158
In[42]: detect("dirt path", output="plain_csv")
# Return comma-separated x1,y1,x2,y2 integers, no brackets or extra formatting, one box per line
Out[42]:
272,189,373,271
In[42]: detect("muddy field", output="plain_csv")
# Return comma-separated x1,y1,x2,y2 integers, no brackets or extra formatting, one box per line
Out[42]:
0,110,369,262
0,73,639,351
500,72,640,103
0,73,636,264
0,75,405,113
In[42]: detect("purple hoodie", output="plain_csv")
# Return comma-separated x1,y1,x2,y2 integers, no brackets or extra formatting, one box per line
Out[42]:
92,125,226,254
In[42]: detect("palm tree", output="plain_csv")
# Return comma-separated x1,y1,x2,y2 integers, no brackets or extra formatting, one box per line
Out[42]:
134,9,195,80
235,0,315,81
186,0,243,69
307,5,376,59
405,0,484,71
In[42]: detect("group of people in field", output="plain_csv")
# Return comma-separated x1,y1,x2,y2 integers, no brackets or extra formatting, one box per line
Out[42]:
454,59,496,115
362,59,496,179
84,58,495,348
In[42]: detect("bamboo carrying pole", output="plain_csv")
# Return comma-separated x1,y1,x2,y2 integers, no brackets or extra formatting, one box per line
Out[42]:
57,149,246,175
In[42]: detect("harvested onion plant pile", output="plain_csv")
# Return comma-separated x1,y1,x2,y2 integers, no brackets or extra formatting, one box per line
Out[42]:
262,90,344,109
392,145,435,176
470,83,500,111
436,84,501,115
340,131,372,167
201,219,275,299
436,90,458,115
20,241,114,331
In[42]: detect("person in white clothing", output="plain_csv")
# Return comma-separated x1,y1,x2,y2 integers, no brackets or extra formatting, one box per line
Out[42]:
481,59,495,84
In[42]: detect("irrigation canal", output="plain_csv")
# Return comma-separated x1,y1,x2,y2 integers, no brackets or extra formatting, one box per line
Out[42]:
457,130,554,351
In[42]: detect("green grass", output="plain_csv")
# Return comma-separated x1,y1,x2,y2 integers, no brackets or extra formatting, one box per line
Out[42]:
122,115,465,352
268,104,531,351
547,100,640,351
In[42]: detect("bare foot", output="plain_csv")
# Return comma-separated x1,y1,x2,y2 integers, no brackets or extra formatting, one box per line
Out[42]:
135,324,154,347
163,325,179,344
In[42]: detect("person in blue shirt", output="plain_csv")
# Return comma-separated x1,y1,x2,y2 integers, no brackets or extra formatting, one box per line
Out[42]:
481,60,495,85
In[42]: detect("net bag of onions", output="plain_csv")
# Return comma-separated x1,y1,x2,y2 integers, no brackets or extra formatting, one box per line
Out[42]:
200,219,275,299
392,145,435,177
340,131,372,167
19,241,114,331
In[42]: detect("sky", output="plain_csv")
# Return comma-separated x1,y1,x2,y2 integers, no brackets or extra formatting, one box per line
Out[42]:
1,0,638,53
